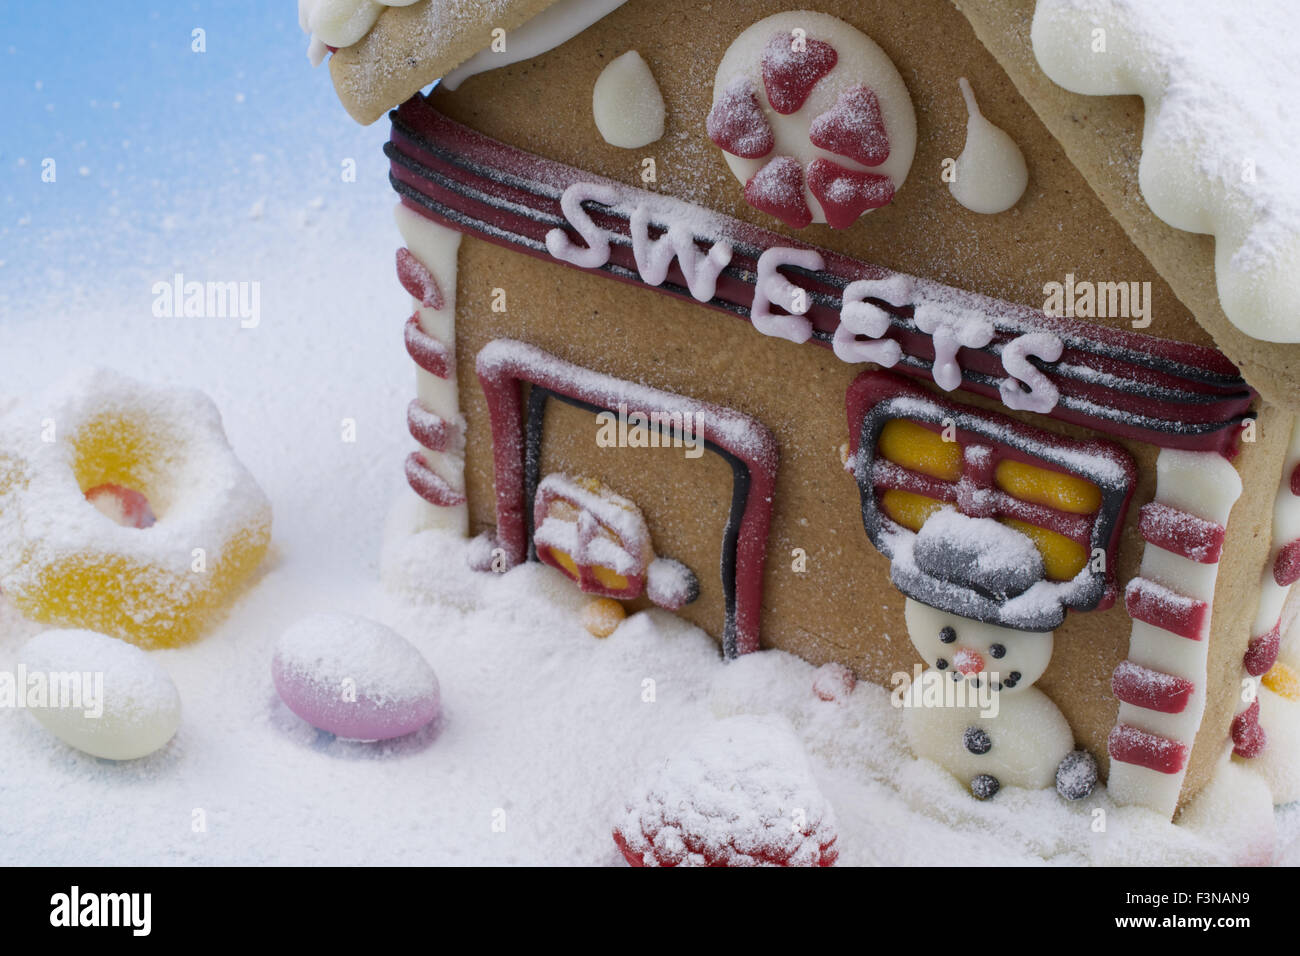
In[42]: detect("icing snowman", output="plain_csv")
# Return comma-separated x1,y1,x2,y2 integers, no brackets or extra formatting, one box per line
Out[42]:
901,598,1097,800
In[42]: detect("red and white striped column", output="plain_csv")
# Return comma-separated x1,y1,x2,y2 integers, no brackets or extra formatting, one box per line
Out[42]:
394,203,468,535
1108,450,1241,817
1233,422,1300,762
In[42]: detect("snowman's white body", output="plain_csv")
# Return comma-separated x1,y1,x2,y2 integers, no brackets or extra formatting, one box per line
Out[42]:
901,599,1080,795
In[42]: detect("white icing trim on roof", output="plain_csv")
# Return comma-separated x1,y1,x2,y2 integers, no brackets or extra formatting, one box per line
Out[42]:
441,0,628,91
1032,0,1300,343
300,0,421,58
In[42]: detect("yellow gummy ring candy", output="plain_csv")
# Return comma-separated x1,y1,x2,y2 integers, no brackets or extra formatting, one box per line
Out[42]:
0,369,271,647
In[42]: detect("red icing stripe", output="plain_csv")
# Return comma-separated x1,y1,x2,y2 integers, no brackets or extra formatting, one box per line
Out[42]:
1124,577,1209,640
404,451,466,508
1112,660,1195,714
396,247,445,310
1231,699,1267,759
404,314,452,379
406,399,459,453
387,97,1256,456
1108,723,1188,774
1244,623,1282,677
1137,502,1225,564
1273,539,1300,587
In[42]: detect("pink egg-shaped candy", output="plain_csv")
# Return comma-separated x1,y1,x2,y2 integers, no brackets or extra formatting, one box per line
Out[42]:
272,613,440,741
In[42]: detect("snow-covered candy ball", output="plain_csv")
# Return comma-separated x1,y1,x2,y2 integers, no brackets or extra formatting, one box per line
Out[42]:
272,613,440,741
19,629,181,760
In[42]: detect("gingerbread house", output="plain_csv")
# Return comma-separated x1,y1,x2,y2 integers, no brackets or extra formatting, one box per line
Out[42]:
302,0,1300,818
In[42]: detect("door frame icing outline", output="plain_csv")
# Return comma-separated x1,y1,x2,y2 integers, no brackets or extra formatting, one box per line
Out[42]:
475,338,779,657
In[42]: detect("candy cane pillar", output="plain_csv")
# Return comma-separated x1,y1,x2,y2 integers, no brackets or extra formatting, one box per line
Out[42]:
1108,450,1241,817
394,203,468,535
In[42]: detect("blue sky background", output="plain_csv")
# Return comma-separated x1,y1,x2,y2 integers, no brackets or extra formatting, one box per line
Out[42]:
0,1,394,311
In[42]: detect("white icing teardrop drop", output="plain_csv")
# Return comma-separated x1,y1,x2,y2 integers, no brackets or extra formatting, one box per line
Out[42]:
592,51,666,149
949,79,1028,215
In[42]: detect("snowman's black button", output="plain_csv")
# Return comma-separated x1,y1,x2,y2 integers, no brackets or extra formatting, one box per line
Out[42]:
963,726,992,755
971,774,1000,800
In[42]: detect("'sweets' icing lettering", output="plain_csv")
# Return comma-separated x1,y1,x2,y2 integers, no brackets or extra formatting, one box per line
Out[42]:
389,97,1256,454
998,333,1063,413
545,181,1065,413
752,247,825,343
629,207,732,302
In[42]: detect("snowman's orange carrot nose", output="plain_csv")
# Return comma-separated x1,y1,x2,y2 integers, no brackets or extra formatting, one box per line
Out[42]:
953,649,985,675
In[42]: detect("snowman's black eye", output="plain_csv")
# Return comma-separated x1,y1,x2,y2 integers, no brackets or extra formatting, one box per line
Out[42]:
989,644,1006,659
936,658,948,670
939,627,957,644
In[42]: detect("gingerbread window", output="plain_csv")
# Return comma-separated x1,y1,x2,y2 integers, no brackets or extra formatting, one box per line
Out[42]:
533,474,653,600
846,371,1137,631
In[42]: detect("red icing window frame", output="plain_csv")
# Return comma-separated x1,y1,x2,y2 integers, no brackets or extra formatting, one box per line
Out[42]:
475,339,779,658
846,371,1137,631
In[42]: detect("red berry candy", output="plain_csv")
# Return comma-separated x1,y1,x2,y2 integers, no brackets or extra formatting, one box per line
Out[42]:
85,483,156,529
1231,700,1267,759
812,661,857,702
761,31,837,115
806,159,895,228
707,79,775,159
809,85,891,167
744,156,812,229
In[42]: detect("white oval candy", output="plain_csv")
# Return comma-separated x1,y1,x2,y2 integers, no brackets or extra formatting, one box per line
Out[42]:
20,629,181,760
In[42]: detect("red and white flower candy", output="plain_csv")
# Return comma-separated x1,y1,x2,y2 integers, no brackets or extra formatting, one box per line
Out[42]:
708,12,916,230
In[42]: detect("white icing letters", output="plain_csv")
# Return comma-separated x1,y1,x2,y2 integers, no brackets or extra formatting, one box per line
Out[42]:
751,248,826,344
832,278,905,367
630,206,733,302
998,332,1063,413
546,182,619,268
914,302,994,391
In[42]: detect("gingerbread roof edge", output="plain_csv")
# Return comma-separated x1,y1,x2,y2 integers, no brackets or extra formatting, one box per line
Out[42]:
956,0,1300,410
310,0,562,125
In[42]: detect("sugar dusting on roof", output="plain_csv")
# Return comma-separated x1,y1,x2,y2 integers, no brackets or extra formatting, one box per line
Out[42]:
1033,0,1300,342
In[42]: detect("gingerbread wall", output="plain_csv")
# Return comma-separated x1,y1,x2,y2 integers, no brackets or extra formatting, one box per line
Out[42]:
428,0,1286,806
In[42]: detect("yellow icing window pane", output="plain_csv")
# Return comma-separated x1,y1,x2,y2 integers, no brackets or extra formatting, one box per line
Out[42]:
1263,662,1300,702
591,566,630,591
1001,518,1088,580
880,489,946,532
544,547,580,580
877,420,962,482
995,459,1101,515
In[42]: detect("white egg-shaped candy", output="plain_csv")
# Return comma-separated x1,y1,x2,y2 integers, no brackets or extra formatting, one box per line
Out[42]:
19,629,181,760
